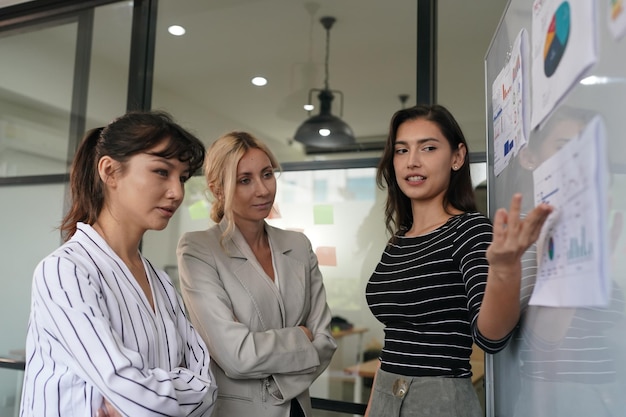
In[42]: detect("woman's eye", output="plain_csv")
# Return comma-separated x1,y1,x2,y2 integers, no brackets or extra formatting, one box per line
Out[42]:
422,146,436,152
263,171,274,179
179,175,189,184
156,169,168,177
395,148,407,154
239,178,251,185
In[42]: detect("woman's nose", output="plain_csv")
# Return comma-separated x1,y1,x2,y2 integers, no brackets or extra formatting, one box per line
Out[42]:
255,180,270,196
167,179,184,201
407,150,421,168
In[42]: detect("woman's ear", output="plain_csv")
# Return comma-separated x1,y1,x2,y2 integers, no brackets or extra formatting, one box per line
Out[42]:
209,183,222,200
452,143,467,170
97,156,119,187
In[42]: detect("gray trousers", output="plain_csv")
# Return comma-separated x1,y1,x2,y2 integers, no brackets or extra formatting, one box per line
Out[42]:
368,368,483,417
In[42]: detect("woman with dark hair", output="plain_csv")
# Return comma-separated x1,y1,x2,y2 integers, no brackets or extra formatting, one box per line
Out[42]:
19,111,217,417
364,104,552,417
176,131,336,417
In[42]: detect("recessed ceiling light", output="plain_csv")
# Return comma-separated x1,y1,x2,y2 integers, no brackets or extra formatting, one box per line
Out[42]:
303,104,314,111
168,25,186,36
251,76,268,86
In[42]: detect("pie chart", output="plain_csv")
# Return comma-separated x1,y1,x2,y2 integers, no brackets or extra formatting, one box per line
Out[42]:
543,1,570,77
548,236,555,260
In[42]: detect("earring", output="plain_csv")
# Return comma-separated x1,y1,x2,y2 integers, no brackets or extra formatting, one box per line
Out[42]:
452,165,458,171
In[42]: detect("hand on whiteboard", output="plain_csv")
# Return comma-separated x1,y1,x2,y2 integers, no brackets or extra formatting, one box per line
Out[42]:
487,193,553,274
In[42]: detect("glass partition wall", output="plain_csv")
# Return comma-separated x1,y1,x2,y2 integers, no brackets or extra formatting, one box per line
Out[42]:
0,0,502,415
0,3,132,417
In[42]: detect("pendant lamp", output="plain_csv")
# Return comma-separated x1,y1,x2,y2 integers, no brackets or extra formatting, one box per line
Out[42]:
294,16,356,148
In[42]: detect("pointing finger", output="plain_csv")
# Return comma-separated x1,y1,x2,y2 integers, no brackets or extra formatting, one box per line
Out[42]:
506,193,523,231
521,203,553,244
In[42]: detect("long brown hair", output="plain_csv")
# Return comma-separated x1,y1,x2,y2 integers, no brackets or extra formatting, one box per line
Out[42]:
376,104,476,237
60,110,205,241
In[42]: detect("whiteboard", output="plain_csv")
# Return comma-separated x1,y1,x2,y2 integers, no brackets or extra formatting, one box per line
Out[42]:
485,0,626,416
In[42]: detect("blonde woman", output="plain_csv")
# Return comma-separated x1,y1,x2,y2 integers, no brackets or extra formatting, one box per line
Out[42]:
177,131,336,417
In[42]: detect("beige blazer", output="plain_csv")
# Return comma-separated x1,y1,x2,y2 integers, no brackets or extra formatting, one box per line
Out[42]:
177,220,337,417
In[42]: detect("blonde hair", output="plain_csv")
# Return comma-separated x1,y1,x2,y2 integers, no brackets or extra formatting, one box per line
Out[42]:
204,131,280,243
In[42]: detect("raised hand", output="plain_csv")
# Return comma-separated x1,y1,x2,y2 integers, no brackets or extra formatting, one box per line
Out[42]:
477,194,553,340
487,193,553,272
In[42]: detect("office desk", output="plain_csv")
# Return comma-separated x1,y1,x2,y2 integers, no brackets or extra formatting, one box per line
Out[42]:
326,327,368,404
331,327,368,339
0,357,25,371
0,355,25,417
331,327,368,366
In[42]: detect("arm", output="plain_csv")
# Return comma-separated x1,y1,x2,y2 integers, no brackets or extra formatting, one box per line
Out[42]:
177,232,323,380
363,360,381,417
270,234,337,400
33,256,216,417
171,279,218,398
478,193,553,341
97,399,122,417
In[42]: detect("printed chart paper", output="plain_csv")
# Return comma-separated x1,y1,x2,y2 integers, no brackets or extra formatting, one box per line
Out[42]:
530,116,609,307
492,29,530,176
531,0,598,129
609,0,626,40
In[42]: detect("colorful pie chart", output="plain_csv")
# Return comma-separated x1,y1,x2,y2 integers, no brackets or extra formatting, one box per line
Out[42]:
548,236,555,260
543,1,570,77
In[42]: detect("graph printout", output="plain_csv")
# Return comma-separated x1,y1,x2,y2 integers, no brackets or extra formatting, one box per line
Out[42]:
530,0,597,129
530,115,609,307
609,0,626,40
491,29,529,177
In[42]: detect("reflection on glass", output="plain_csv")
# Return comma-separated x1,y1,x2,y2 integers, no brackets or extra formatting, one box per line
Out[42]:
0,2,133,179
0,23,77,177
0,4,133,417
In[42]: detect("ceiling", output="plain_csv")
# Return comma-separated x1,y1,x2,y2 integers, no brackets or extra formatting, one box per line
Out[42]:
149,0,509,162
0,0,509,164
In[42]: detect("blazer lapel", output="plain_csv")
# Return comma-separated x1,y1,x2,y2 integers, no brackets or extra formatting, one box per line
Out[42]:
266,225,307,326
219,220,287,329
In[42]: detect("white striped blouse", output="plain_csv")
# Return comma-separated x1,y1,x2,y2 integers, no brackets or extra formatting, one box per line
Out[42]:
19,223,217,417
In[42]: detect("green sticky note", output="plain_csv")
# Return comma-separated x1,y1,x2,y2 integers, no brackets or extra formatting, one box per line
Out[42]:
188,200,209,220
313,204,334,224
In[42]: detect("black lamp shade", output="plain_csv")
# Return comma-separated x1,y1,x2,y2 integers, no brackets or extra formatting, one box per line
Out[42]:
294,89,356,148
294,113,356,148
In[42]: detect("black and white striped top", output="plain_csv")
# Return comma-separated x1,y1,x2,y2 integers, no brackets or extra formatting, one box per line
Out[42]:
19,223,217,417
366,212,510,378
